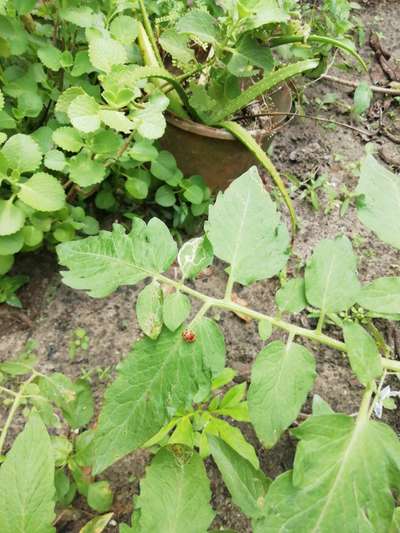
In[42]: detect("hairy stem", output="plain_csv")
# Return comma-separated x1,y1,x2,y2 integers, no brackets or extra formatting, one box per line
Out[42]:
158,273,400,373
0,375,35,455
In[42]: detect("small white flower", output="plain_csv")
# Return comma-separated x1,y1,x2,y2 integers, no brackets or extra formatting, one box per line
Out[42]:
373,386,400,418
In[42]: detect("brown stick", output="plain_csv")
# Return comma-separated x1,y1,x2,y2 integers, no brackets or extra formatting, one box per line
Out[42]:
250,111,374,137
322,74,400,96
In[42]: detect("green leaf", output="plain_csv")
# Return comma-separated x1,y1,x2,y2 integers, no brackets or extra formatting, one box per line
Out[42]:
208,436,270,519
176,10,221,44
55,87,86,114
178,236,213,280
276,278,306,313
39,374,93,429
227,35,274,77
88,37,127,73
163,291,191,331
131,94,169,140
248,340,316,448
79,513,113,533
129,139,158,162
0,412,55,533
207,417,259,468
68,95,101,133
390,508,400,533
60,6,94,27
150,150,181,184
0,231,24,255
44,149,66,172
155,184,176,207
0,200,25,236
52,127,83,152
208,59,319,124
159,29,195,64
357,277,400,314
68,151,106,187
241,0,288,30
168,416,194,447
136,448,214,533
37,45,62,71
342,322,382,386
18,172,65,211
110,15,139,44
304,236,360,314
193,317,225,376
258,320,272,341
91,129,122,154
0,255,14,276
87,481,113,513
57,220,177,297
256,415,400,532
206,166,289,285
93,328,211,473
136,280,163,339
2,133,42,172
353,81,373,115
312,394,334,416
356,155,400,249
99,110,133,133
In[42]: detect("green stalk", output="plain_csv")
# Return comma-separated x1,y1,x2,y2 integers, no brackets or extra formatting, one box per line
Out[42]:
219,120,297,237
0,375,35,455
268,34,368,72
138,0,163,66
207,58,319,124
137,23,190,120
157,273,400,374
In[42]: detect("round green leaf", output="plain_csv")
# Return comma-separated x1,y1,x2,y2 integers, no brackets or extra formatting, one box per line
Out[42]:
0,254,14,275
18,172,66,212
2,134,42,173
0,231,24,255
68,95,101,133
88,37,127,73
0,200,26,236
99,110,133,133
110,15,139,44
44,149,66,171
68,151,106,187
37,46,62,71
52,127,83,153
22,225,44,248
155,185,176,207
87,481,113,513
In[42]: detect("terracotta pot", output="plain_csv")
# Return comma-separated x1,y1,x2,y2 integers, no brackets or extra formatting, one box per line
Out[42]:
159,83,292,190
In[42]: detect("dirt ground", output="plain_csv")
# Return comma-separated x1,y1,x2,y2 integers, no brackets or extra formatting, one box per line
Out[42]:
0,1,399,531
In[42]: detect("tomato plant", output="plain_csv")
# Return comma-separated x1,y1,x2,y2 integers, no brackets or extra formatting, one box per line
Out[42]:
1,157,399,531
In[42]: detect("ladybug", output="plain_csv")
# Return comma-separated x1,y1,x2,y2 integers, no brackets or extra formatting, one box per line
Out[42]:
182,329,196,343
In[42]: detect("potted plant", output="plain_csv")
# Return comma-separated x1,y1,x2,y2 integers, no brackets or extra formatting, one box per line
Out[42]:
131,0,366,230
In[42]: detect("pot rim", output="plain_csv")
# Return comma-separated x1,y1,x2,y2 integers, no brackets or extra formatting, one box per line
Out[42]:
166,82,293,142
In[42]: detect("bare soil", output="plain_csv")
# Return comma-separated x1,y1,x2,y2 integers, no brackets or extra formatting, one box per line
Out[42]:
0,1,399,532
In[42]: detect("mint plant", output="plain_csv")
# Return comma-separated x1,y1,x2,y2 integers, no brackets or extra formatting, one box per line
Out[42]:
0,1,212,301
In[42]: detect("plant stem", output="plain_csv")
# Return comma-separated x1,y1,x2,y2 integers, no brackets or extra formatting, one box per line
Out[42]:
0,386,18,398
224,273,234,302
316,311,325,334
356,382,374,425
0,375,35,455
138,0,163,66
188,302,211,328
159,274,345,350
158,273,400,373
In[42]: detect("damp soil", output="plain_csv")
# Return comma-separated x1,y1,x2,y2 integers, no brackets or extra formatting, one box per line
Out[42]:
1,1,400,532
